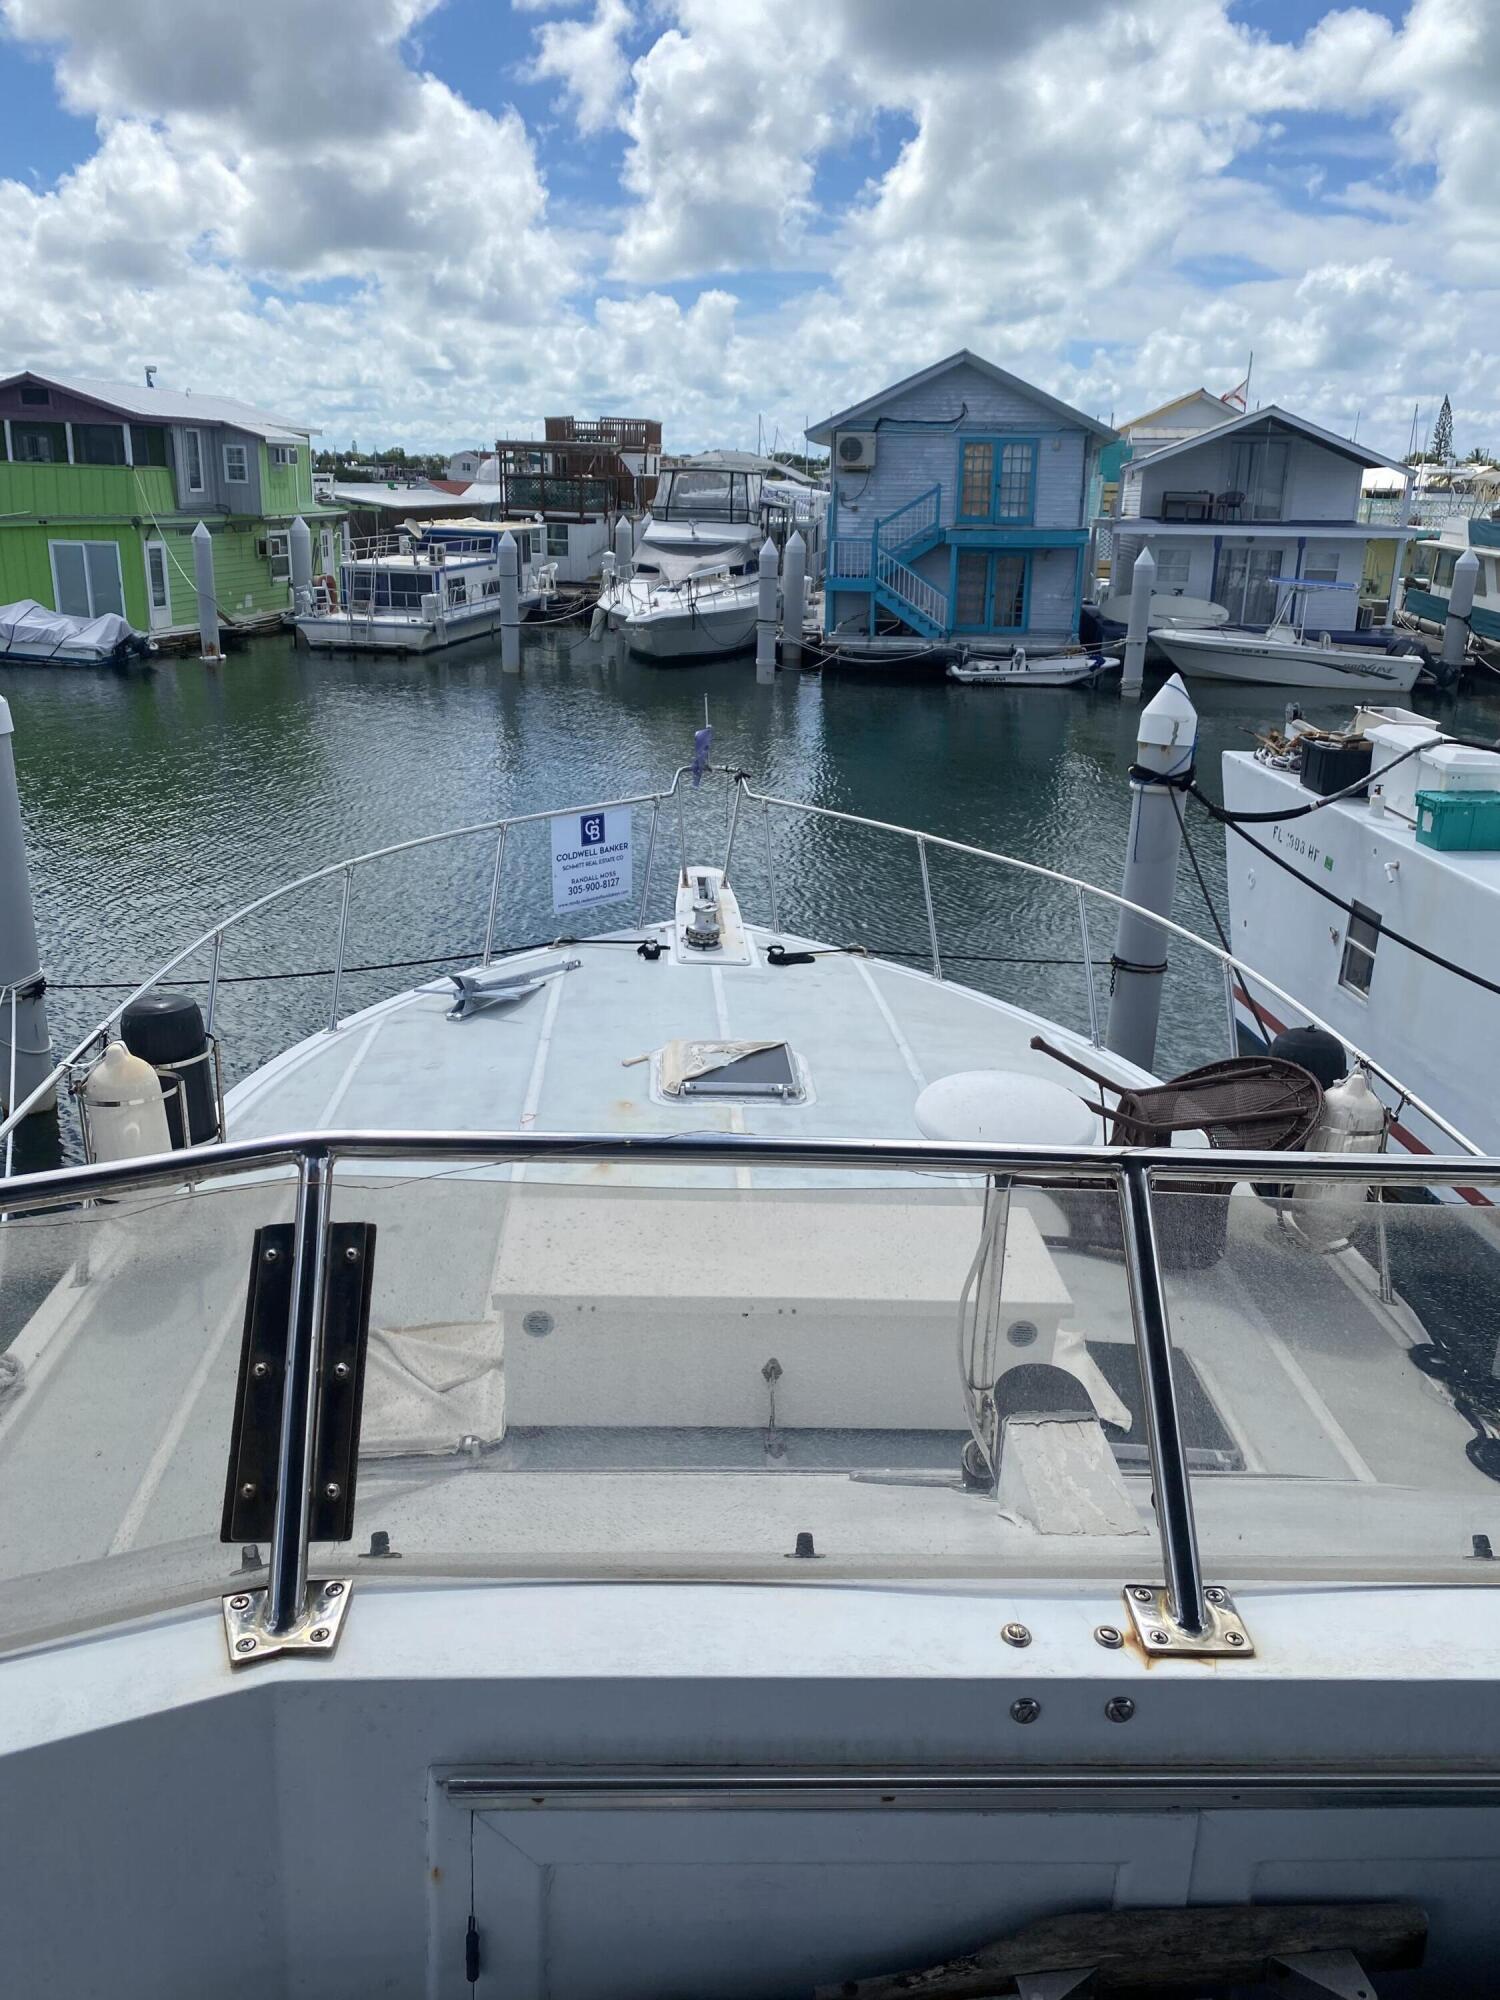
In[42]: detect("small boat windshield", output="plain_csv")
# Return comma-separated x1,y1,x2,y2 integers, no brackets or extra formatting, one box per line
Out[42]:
653,466,760,523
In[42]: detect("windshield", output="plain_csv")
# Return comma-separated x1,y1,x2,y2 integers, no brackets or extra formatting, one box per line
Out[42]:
3,1143,1498,1655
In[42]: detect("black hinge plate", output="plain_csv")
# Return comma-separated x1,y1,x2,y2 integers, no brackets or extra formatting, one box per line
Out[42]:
220,1220,376,1544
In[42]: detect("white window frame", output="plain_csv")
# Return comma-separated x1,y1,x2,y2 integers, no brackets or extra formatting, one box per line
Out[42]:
48,538,125,619
265,529,291,583
319,526,335,570
223,441,250,484
1339,900,1381,997
143,538,172,629
546,522,570,558
183,427,204,495
1154,546,1193,594
270,443,299,467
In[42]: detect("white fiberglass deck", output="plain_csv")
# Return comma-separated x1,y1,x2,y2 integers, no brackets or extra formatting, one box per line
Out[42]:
225,910,1131,1158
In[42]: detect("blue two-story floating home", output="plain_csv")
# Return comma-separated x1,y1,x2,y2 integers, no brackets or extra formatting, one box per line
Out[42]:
806,350,1115,648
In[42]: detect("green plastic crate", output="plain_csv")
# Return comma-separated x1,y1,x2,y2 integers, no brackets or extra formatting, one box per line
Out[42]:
1414,788,1500,852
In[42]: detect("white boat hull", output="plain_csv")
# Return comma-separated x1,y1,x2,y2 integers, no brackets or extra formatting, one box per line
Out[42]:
949,653,1116,688
297,595,543,653
621,590,760,661
1154,628,1422,691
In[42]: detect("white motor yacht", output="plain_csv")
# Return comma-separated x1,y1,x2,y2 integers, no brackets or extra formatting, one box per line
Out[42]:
1153,580,1424,690
1,692,1498,1996
296,518,555,653
598,459,824,661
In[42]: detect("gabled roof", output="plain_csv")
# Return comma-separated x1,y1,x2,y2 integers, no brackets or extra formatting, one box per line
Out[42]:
806,349,1115,445
1118,388,1236,433
0,369,316,441
1128,403,1408,477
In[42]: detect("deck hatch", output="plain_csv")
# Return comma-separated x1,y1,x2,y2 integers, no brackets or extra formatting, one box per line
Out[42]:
659,1038,805,1102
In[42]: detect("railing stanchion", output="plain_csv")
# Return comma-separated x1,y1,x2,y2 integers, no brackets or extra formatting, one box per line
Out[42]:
1222,958,1240,1058
636,801,660,928
762,798,781,934
265,1147,332,1638
917,837,943,980
328,867,353,1031
1077,889,1101,1048
1117,1162,1207,1636
676,785,688,888
205,929,225,1037
723,782,744,884
482,827,509,967
3,985,17,1180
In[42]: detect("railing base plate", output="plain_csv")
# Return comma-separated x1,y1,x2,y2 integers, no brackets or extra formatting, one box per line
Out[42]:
1123,1583,1254,1658
223,1578,352,1667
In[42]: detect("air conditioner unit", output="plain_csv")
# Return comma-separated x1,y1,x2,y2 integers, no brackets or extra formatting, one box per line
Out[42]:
836,430,877,472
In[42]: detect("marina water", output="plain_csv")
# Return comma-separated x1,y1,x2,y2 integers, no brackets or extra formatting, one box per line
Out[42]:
9,624,1498,1118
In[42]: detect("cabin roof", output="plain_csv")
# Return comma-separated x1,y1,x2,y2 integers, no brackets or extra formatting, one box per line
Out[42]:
1128,404,1409,477
1117,388,1238,433
0,368,315,441
805,350,1116,446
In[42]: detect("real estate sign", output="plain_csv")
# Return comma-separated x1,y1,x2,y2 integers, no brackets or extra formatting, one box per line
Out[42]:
550,807,633,915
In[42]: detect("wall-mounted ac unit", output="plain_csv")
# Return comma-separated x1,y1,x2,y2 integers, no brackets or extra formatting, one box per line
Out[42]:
836,430,877,472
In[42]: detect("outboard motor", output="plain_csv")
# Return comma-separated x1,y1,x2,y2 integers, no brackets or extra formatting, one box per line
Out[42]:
121,992,220,1147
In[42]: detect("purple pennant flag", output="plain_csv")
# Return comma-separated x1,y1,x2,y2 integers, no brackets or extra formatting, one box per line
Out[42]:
691,723,713,788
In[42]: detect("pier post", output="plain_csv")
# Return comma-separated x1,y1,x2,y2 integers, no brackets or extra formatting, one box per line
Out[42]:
498,531,521,672
289,514,313,614
1443,547,1480,673
0,697,56,1156
756,536,780,683
192,521,220,662
614,515,634,576
1121,543,1155,698
781,530,807,667
1105,673,1198,1073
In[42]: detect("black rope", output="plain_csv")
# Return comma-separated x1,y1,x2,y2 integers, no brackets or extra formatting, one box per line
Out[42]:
1190,793,1500,1002
47,936,659,991
1169,788,1273,1050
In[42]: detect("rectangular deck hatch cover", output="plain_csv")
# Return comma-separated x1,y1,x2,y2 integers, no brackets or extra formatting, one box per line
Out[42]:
661,1039,802,1100
220,1220,376,1544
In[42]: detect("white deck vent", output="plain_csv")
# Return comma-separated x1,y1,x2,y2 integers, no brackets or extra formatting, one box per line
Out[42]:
836,430,877,472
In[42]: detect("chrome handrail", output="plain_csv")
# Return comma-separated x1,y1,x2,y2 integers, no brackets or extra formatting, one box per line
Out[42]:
2,765,1482,1160
4,1127,1498,1647
734,778,1483,1157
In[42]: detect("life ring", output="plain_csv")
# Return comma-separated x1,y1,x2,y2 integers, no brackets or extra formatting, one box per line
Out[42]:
317,572,339,608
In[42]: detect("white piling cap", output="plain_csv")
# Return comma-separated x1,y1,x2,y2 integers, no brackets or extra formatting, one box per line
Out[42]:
786,528,806,553
1131,543,1157,578
759,536,779,571
1456,548,1481,570
191,520,212,543
498,530,518,567
1137,671,1198,760
0,695,12,738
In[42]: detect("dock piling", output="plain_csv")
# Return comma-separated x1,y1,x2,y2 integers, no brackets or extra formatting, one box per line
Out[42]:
192,521,220,663
1105,673,1198,1072
289,515,312,615
756,538,780,683
614,515,634,576
781,531,807,667
0,697,55,1154
498,531,520,672
1121,544,1155,698
1443,547,1480,672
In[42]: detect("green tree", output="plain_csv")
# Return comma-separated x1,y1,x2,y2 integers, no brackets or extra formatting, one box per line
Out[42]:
1433,395,1454,463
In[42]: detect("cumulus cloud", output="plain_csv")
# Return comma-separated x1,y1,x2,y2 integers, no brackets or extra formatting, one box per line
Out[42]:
0,0,1495,457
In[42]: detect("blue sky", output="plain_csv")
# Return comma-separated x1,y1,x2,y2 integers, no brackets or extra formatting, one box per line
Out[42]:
0,0,1494,456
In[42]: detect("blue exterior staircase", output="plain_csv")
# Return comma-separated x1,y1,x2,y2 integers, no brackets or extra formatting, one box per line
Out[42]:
828,485,949,638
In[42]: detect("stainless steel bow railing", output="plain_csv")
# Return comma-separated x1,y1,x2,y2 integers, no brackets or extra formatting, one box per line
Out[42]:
1,765,1481,1171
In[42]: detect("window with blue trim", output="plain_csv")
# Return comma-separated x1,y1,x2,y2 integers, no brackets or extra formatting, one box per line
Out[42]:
957,437,1037,523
